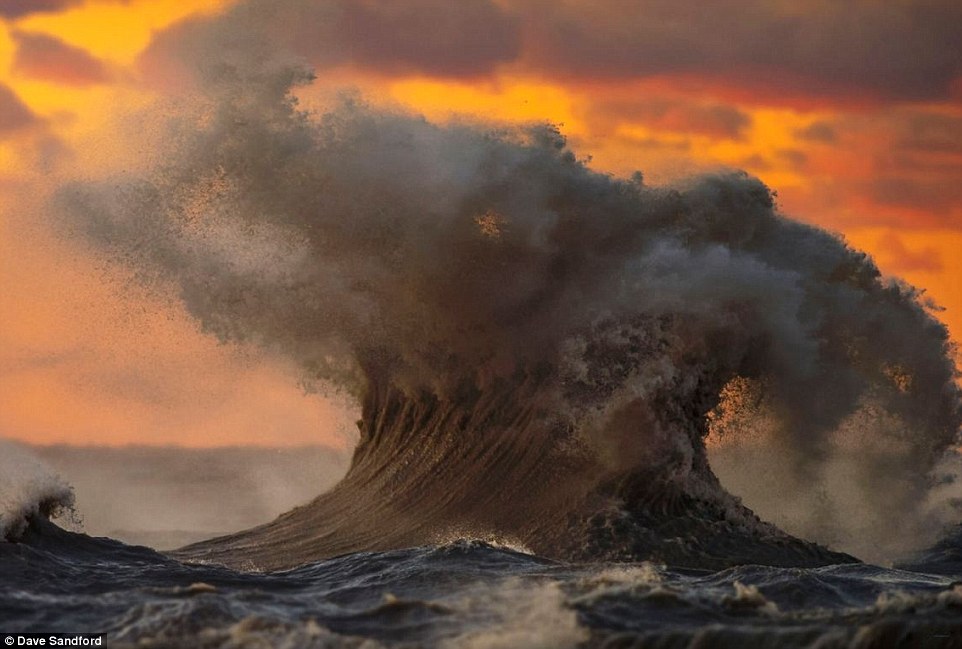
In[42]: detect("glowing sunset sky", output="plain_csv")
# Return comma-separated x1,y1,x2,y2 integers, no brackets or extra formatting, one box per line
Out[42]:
1,0,960,447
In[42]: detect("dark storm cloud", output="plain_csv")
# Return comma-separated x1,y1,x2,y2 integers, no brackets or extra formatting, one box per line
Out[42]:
793,109,962,228
0,84,38,133
590,97,751,140
739,153,771,172
628,136,691,152
894,112,962,155
12,31,108,86
0,0,81,18
795,122,838,144
777,149,808,169
517,0,962,101
876,232,943,274
339,0,521,76
858,110,962,225
142,0,520,85
867,176,962,216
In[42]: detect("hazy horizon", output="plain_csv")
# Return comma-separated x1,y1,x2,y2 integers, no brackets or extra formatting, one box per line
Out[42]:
21,442,351,549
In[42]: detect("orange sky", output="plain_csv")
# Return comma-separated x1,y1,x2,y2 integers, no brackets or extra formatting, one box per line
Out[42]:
0,0,960,447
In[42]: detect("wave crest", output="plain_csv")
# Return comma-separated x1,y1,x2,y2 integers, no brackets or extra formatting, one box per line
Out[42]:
0,441,77,541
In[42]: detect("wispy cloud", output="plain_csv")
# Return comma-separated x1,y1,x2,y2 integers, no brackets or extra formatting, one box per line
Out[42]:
12,30,109,85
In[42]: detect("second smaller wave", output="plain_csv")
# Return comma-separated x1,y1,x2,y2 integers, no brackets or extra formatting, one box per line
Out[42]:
0,440,76,541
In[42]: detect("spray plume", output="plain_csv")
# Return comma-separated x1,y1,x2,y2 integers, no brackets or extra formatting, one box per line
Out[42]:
54,3,962,568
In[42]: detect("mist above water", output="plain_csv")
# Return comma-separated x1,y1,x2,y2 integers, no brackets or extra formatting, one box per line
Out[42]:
31,444,350,549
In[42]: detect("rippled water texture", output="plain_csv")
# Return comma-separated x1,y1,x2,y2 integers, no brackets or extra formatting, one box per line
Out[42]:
2,520,961,648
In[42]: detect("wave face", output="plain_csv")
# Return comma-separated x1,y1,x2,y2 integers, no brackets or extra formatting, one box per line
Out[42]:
57,64,961,569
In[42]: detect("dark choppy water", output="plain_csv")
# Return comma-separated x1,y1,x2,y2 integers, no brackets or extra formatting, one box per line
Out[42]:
3,520,961,649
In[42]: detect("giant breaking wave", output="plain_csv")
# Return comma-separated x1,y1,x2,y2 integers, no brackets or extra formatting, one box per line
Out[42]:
58,64,962,570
